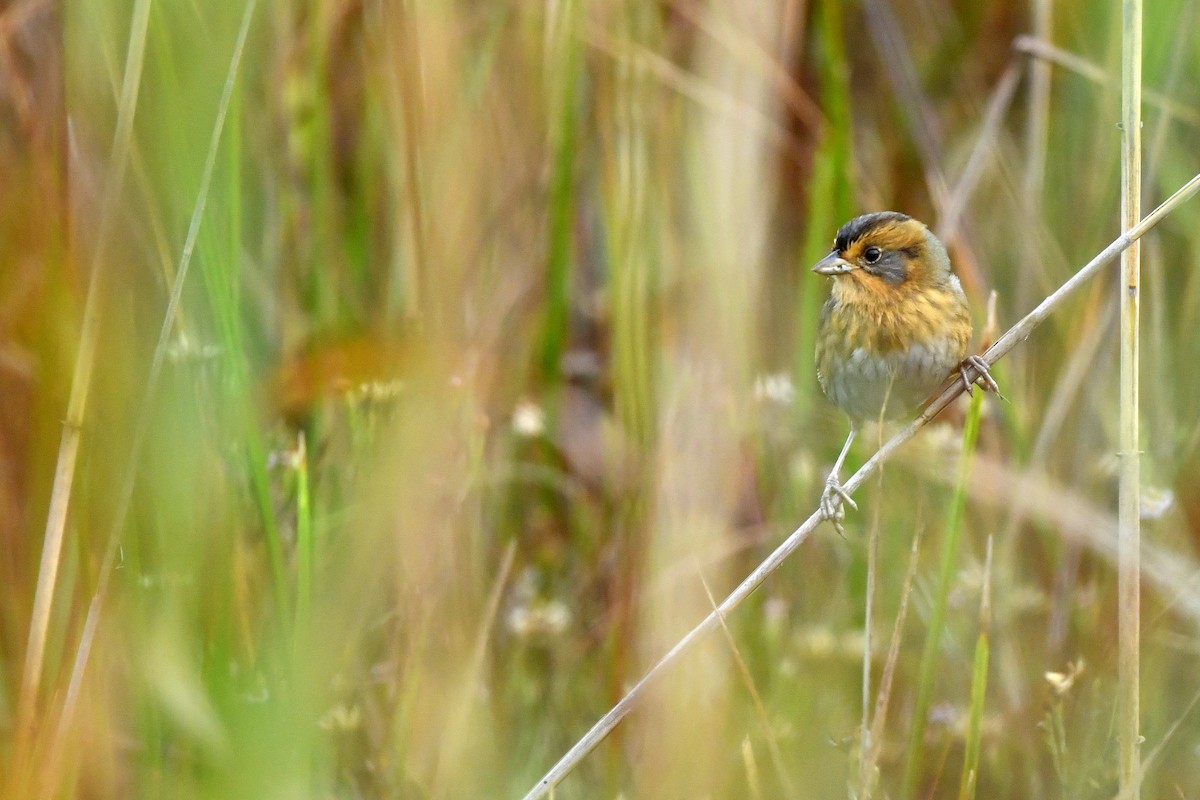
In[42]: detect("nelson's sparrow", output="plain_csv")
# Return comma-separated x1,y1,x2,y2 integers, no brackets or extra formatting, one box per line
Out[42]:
812,211,998,534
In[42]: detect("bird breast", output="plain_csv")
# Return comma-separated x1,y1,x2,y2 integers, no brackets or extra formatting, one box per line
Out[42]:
816,283,970,421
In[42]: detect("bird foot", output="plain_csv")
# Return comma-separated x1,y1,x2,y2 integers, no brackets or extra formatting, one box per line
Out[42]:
820,477,857,538
958,355,1001,397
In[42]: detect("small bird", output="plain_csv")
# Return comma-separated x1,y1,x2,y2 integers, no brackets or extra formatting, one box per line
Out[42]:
812,211,998,534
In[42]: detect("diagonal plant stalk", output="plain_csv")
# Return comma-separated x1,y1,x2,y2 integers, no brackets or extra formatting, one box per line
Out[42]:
936,62,1021,244
29,5,259,797
16,0,154,750
1012,35,1200,130
519,169,1200,800
1118,0,1143,796
860,0,947,208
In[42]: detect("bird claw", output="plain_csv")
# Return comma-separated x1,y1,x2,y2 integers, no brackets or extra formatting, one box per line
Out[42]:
820,477,857,537
959,355,1000,397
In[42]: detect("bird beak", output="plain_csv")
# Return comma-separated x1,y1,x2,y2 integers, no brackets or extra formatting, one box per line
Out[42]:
812,252,857,276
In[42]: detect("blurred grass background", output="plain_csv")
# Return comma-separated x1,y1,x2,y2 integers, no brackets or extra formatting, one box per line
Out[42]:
2,0,1200,798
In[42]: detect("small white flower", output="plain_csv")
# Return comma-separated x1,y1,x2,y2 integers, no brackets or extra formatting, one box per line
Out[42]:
511,399,546,437
1045,658,1085,696
507,598,571,639
318,703,362,731
1140,486,1174,520
753,372,795,405
165,333,221,364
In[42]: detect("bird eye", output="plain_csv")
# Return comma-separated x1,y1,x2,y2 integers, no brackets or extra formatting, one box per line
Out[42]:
863,246,882,264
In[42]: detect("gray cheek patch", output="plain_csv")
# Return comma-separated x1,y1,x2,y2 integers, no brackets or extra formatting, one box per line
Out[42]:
866,251,908,284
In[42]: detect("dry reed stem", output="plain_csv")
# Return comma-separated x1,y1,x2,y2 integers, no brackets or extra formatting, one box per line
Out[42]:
520,171,1200,800
1118,0,1143,794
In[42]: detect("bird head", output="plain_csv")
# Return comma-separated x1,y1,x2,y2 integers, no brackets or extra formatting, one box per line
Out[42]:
811,212,951,291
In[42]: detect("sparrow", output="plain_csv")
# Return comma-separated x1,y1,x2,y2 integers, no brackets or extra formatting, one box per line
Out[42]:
812,211,998,534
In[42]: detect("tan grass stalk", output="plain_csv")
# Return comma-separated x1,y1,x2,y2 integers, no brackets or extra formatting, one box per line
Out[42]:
520,171,1200,800
858,450,884,794
15,0,154,750
859,526,923,800
698,566,796,797
1118,0,1143,795
33,6,259,795
430,541,517,795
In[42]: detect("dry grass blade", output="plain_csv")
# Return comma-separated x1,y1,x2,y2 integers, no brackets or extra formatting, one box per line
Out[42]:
1023,0,1054,200
859,526,923,800
585,26,809,167
15,0,154,753
858,450,884,793
860,0,947,206
1114,684,1200,800
668,0,823,131
1013,35,1200,130
697,564,796,797
937,62,1021,243
33,6,259,796
937,452,1200,625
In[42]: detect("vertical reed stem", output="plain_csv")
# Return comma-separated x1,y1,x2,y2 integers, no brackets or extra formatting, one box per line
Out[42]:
1118,0,1142,795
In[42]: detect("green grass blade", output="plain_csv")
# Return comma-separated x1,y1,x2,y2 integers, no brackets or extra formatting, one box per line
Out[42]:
902,389,985,799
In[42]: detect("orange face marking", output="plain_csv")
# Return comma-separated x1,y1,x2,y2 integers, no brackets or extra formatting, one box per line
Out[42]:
834,218,950,298
841,220,925,262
